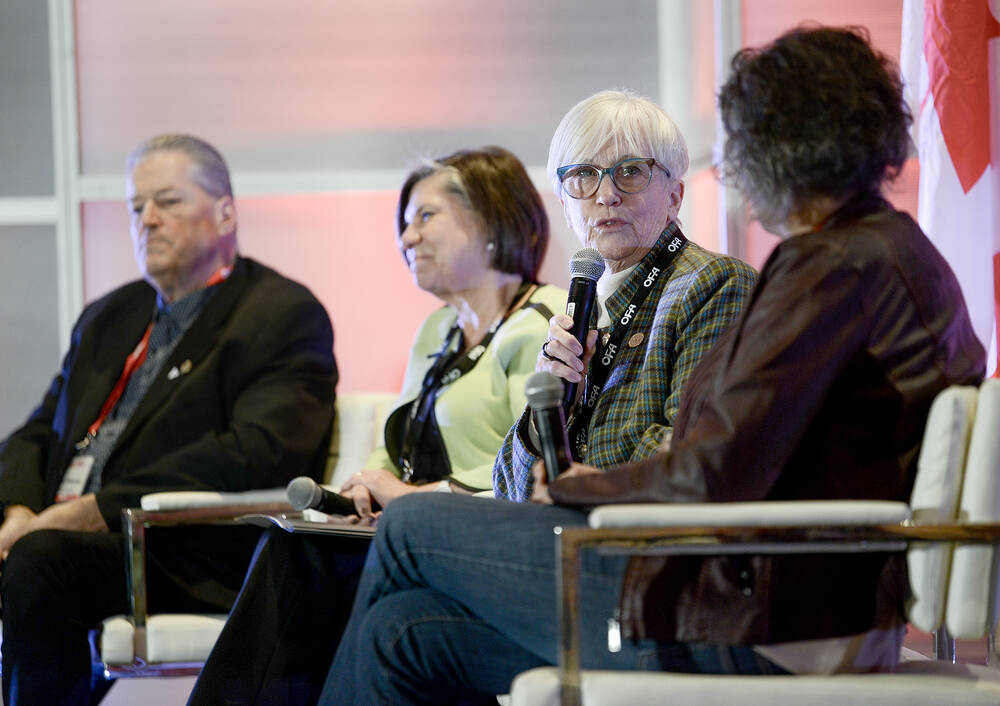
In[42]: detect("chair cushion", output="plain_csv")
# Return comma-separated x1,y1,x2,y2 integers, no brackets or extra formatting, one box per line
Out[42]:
947,378,1000,638
905,385,978,632
509,665,1000,706
325,392,397,488
138,392,396,512
101,614,228,665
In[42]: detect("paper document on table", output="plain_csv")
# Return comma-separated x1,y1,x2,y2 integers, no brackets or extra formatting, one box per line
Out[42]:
238,513,376,538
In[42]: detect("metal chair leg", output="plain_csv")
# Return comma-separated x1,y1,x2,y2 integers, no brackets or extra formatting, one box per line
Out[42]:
933,625,956,663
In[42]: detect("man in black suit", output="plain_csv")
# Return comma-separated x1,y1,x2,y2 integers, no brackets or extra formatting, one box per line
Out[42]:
0,134,337,704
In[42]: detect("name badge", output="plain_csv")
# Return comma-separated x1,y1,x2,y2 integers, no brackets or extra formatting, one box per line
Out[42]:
55,455,94,502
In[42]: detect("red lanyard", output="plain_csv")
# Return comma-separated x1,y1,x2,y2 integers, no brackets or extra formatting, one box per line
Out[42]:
203,264,232,288
85,324,153,440
79,263,233,447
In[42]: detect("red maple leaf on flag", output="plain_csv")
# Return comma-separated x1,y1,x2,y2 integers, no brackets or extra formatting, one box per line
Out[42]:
925,1,1000,193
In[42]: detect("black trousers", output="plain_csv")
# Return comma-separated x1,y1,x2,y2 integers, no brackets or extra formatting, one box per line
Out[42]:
188,526,370,706
0,526,259,706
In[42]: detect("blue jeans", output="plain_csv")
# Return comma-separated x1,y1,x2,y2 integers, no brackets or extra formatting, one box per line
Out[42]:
318,494,784,705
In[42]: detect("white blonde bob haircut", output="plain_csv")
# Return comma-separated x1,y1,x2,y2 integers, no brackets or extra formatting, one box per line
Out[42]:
546,88,689,197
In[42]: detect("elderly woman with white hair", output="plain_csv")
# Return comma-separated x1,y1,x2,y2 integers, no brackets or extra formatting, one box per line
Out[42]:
494,89,756,501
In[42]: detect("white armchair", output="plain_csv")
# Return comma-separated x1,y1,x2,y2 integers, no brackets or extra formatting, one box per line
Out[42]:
98,391,396,678
512,380,1000,705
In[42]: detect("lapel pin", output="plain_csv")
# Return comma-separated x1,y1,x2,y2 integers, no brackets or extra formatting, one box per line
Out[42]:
167,360,193,381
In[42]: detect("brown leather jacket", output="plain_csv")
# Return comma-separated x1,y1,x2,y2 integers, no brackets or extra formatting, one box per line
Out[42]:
549,194,985,645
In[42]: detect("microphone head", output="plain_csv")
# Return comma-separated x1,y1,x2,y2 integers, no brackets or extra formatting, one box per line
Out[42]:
525,371,564,410
569,247,605,282
287,476,321,511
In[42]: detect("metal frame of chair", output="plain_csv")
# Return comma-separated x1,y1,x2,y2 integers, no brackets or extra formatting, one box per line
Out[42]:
102,500,295,679
552,515,1000,706
97,391,396,679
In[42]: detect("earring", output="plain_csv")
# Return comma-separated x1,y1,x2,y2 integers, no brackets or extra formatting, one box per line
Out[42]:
486,242,496,252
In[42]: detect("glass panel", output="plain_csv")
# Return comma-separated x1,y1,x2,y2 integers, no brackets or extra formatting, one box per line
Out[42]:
75,0,659,175
0,1,54,196
0,226,61,435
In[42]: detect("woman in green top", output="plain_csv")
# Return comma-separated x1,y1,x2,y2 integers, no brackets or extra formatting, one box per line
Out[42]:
338,146,565,515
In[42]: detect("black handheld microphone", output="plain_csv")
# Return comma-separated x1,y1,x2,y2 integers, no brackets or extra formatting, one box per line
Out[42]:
526,371,574,482
562,248,606,408
286,476,357,516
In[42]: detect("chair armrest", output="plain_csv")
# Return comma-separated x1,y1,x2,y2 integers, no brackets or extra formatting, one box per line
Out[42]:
118,492,296,664
588,500,912,529
554,507,1000,706
140,488,288,511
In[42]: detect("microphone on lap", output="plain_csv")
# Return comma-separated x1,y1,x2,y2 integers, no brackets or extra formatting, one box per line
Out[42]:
562,248,605,408
526,371,574,482
286,476,357,516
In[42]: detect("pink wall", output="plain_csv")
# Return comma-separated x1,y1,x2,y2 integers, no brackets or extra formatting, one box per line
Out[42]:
83,187,590,394
85,193,441,393
77,1,915,393
73,0,669,395
82,174,724,394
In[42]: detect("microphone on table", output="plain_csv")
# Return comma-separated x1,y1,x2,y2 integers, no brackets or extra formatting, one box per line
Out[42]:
525,371,574,483
286,476,357,516
562,248,605,409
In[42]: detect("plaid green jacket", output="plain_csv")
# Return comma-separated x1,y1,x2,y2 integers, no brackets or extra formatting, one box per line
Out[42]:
494,224,757,501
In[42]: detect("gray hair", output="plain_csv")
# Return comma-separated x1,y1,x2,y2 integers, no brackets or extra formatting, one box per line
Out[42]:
127,134,233,199
546,89,689,196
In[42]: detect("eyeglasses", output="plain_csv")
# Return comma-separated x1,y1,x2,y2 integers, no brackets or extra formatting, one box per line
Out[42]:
556,157,671,200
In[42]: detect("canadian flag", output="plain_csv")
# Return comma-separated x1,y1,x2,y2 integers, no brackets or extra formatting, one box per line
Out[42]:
901,0,1000,376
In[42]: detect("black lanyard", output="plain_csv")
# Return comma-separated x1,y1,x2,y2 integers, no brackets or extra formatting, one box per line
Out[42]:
566,230,688,460
399,282,540,482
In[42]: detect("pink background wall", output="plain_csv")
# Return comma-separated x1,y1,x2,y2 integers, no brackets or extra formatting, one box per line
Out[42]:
75,0,919,394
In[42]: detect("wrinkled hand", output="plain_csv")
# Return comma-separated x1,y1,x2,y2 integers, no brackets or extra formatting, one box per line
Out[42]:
530,461,602,504
536,314,598,398
340,469,416,513
0,495,107,561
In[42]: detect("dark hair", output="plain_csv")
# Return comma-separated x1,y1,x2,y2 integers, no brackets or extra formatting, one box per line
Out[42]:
127,134,233,199
396,146,549,282
718,26,911,225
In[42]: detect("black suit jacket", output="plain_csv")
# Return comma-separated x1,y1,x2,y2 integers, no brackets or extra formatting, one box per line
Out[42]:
0,256,336,604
